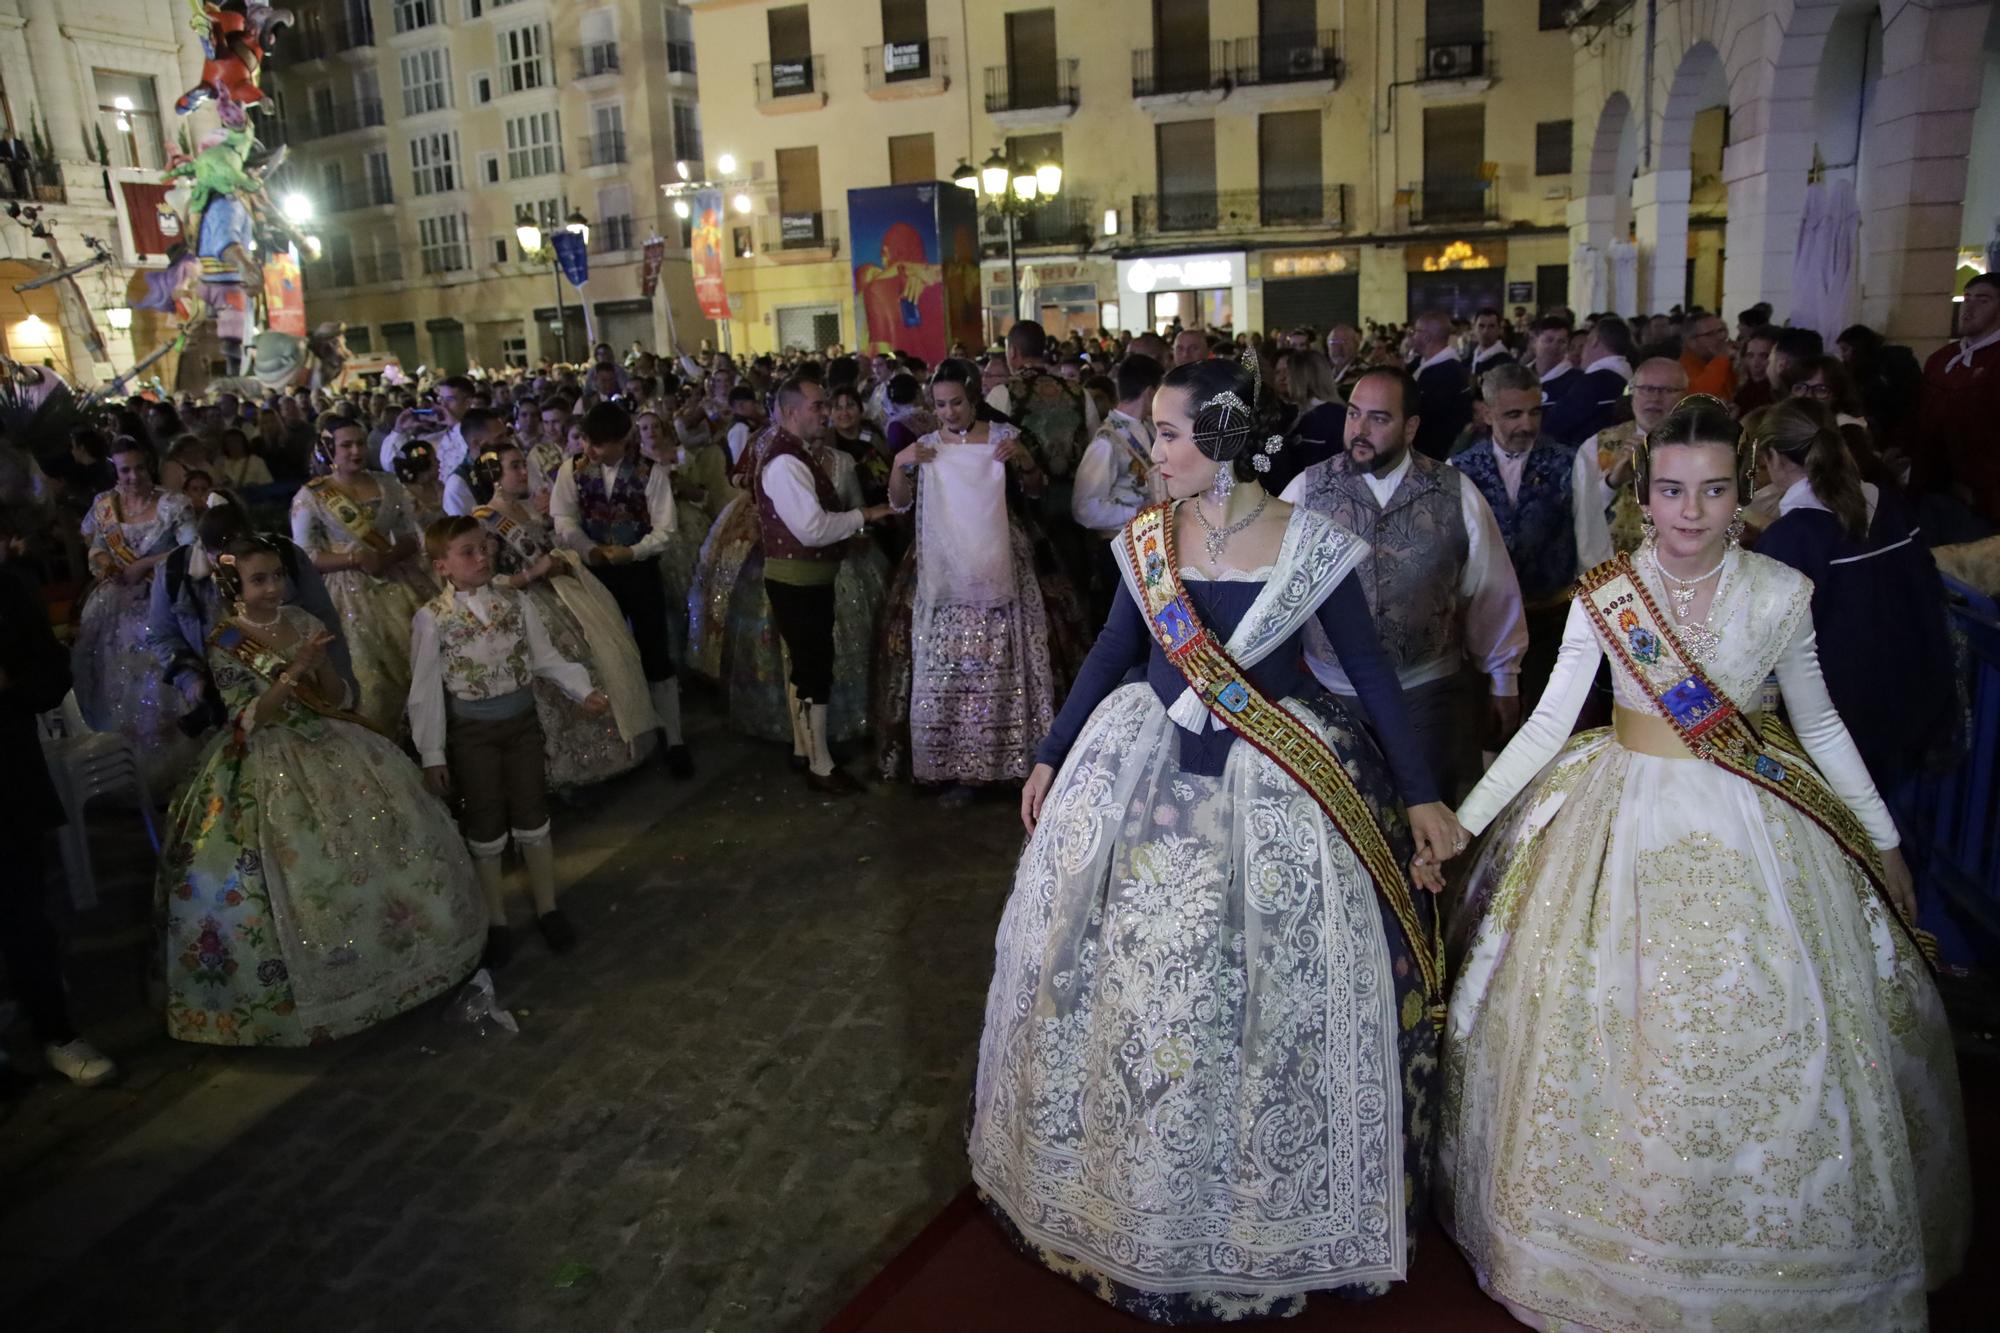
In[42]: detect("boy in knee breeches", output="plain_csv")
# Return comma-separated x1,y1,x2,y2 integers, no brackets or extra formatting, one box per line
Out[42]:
409,516,610,965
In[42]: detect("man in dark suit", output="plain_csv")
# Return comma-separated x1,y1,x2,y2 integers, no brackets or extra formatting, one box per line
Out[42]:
1408,310,1472,459
1466,307,1515,379
1543,314,1636,447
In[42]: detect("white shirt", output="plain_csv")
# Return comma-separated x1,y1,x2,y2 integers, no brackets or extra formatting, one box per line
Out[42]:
1283,453,1528,696
548,454,678,561
1415,346,1461,377
442,470,477,518
1581,354,1633,381
1778,475,1883,526
407,586,596,768
1071,409,1155,538
725,421,752,466
1484,439,1613,574
1469,342,1512,372
1943,325,2000,373
381,419,468,477
762,453,863,548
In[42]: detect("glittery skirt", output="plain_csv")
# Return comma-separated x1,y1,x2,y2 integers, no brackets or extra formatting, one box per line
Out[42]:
156,714,486,1046
688,496,756,682
971,683,1437,1321
321,563,435,735
70,576,201,793
654,497,708,669
1440,731,1971,1332
520,570,652,788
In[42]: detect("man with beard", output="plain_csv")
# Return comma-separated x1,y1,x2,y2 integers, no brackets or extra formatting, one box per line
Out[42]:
1283,366,1526,800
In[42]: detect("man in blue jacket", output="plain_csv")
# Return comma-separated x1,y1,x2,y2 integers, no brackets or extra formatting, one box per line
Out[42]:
1543,314,1636,446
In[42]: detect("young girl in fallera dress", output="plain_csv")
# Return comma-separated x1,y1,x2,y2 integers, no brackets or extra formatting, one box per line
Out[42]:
1432,395,1968,1332
289,415,436,733
157,536,485,1046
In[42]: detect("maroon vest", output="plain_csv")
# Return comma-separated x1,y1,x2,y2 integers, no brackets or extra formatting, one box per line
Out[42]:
754,430,845,562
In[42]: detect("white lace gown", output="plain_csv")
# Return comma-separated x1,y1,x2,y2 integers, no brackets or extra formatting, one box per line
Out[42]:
1441,548,1969,1332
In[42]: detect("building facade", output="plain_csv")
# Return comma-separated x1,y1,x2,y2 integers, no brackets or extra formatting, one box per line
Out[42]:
0,0,209,381
271,0,706,372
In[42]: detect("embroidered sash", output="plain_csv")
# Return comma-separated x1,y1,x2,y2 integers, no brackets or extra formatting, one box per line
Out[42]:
91,491,141,567
209,622,375,736
306,477,392,553
1577,554,1938,966
1107,417,1153,484
1122,501,1447,1018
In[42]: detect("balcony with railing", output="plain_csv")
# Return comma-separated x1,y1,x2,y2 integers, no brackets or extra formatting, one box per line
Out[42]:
1230,29,1340,88
575,42,620,80
863,36,949,98
675,130,705,167
307,251,405,290
1131,185,1350,239
331,16,376,54
326,179,396,213
1407,178,1498,225
578,130,628,169
593,215,637,254
0,157,66,205
984,59,1080,117
1416,31,1492,83
755,208,841,259
755,56,827,111
285,27,328,62
1132,43,1231,99
295,98,385,141
1014,194,1097,249
667,40,697,76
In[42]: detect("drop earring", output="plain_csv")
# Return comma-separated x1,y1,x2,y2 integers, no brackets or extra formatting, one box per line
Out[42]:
1208,462,1235,507
1726,505,1746,547
1640,511,1657,546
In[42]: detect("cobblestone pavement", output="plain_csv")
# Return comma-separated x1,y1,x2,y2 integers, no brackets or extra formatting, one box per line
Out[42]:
0,710,1026,1333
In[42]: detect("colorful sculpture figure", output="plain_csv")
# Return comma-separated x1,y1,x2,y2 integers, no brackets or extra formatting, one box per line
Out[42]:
176,2,294,125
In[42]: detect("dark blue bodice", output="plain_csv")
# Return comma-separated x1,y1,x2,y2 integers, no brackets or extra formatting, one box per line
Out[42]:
1035,573,1437,806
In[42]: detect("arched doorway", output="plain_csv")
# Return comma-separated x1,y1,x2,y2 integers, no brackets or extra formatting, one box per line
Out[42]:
1588,91,1639,242
1645,41,1729,314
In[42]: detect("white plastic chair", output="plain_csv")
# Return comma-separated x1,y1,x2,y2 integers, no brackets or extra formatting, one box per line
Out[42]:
38,691,160,912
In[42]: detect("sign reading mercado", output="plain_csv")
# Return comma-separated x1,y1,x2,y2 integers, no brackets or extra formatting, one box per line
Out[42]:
690,188,731,320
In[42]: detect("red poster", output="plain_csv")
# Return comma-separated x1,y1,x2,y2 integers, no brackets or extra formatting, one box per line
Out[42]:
641,237,666,298
115,178,182,260
262,248,305,337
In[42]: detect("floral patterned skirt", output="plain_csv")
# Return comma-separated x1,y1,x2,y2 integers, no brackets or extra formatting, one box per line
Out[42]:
157,716,486,1046
322,563,435,734
71,577,200,793
969,683,1438,1322
1441,731,1970,1332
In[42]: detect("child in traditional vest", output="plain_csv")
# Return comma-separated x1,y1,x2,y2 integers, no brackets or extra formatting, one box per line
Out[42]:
549,401,693,775
409,516,611,965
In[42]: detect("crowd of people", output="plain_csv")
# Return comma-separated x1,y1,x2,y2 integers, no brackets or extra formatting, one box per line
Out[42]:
1,269,1995,1328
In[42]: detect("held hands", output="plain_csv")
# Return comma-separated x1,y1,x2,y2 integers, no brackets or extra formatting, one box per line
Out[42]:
992,437,1026,467
588,544,634,565
1881,846,1918,926
423,765,452,798
861,504,894,524
1020,762,1055,834
581,691,611,717
1406,802,1470,895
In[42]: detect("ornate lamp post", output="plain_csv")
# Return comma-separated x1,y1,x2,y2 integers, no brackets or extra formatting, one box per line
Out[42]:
516,208,591,363
952,148,1062,331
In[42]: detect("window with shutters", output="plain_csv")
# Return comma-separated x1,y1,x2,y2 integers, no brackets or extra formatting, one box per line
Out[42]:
501,23,549,93
400,48,452,116
418,213,469,274
1155,119,1217,231
409,131,460,195
1535,120,1573,176
888,133,935,185
393,0,439,35
1258,110,1322,223
505,111,561,179
671,102,703,165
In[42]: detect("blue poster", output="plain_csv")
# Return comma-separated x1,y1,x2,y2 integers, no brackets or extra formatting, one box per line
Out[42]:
551,230,590,288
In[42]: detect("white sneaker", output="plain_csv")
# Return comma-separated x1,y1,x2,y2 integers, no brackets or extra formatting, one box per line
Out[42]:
44,1039,117,1087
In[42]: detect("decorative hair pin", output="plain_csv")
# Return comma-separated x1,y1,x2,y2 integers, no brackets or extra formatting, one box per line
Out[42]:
1249,433,1285,473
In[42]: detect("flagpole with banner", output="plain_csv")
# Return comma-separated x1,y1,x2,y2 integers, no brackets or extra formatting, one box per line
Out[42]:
550,229,597,351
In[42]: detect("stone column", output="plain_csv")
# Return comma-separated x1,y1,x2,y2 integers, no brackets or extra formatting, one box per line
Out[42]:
1630,169,1692,313
22,0,87,164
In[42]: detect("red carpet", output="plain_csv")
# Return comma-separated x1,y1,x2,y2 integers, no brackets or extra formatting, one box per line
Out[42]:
827,1055,1995,1331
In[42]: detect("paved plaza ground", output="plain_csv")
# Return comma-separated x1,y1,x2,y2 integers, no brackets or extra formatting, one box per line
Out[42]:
0,707,1023,1333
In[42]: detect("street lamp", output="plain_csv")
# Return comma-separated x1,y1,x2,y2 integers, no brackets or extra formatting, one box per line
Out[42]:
516,209,576,364
565,208,590,245
281,191,314,225
965,147,1062,326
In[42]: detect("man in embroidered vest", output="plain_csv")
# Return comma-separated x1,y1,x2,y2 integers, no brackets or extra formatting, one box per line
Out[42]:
1452,361,1613,708
754,374,893,794
550,401,693,776
1408,310,1473,460
1284,366,1528,800
1071,353,1164,622
1588,357,1688,555
409,517,609,967
989,317,1099,580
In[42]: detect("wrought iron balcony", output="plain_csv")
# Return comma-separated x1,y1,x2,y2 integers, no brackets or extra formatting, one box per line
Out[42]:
1230,29,1340,86
755,55,826,104
1417,32,1491,82
1408,179,1498,224
1014,194,1096,248
1132,185,1350,238
331,17,376,53
1131,42,1231,98
326,179,396,212
579,130,628,169
310,251,404,289
983,59,1079,114
756,208,841,256
575,42,620,80
863,36,947,91
294,98,384,141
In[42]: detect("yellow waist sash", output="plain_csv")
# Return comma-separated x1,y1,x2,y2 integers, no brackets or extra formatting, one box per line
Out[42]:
1614,705,1765,759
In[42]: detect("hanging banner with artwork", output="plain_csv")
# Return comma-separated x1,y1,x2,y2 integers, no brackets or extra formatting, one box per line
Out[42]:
690,189,731,320
262,245,305,337
641,236,666,298
848,182,981,365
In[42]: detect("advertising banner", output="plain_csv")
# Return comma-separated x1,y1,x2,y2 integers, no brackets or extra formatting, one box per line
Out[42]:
641,237,666,298
690,189,731,320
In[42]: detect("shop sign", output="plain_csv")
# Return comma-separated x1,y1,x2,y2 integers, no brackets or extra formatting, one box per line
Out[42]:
1264,248,1359,279
1124,254,1236,294
1507,280,1535,303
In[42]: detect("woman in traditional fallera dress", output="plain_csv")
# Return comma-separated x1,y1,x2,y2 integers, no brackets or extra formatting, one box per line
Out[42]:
971,357,1469,1322
1433,396,1969,1332
73,437,201,789
290,416,437,733
468,442,656,787
637,408,707,668
158,537,485,1046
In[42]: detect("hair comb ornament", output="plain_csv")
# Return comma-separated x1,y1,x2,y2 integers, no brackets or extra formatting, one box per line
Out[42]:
1249,433,1285,473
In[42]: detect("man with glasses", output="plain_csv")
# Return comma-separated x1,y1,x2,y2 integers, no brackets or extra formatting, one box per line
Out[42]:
1591,357,1689,555
1680,311,1735,399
